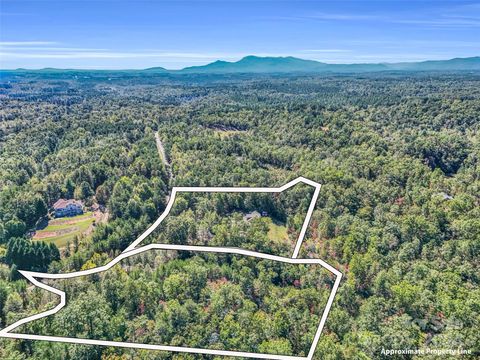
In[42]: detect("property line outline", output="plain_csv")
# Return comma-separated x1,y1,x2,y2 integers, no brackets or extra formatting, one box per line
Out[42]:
0,177,342,360
123,176,321,256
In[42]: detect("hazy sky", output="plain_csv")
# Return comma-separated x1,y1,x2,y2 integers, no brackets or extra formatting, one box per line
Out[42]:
1,0,479,69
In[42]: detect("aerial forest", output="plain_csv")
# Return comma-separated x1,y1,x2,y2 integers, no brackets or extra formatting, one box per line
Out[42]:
0,71,479,359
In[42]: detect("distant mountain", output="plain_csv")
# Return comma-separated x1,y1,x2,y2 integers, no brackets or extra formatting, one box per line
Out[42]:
142,66,168,73
176,56,480,74
180,56,331,73
389,57,480,71
5,56,480,74
179,56,394,73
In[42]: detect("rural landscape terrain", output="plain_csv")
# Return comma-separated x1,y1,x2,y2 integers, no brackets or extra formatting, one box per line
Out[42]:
0,66,479,359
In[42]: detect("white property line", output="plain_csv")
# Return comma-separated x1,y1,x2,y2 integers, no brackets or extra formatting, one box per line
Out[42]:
0,177,343,360
0,244,342,360
123,176,322,256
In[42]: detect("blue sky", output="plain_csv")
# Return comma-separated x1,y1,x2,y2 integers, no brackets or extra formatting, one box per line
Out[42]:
1,0,479,69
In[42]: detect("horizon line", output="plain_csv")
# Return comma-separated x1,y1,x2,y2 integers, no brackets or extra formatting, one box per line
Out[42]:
0,54,478,71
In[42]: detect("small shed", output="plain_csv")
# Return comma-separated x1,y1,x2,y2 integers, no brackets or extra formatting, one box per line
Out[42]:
437,192,454,201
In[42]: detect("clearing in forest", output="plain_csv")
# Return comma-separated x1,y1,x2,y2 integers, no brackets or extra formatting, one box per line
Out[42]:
32,211,104,248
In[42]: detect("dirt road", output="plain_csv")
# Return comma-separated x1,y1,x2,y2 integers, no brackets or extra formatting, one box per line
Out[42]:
155,131,172,181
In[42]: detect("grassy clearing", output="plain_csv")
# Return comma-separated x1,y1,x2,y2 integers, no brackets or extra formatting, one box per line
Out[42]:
33,212,95,248
266,218,288,242
214,129,248,138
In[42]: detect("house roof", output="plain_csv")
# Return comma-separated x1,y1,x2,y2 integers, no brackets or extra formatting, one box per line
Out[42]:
53,199,83,209
243,211,261,221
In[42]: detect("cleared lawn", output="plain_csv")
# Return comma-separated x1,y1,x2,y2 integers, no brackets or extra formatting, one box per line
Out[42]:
33,212,95,248
214,129,248,138
265,217,288,242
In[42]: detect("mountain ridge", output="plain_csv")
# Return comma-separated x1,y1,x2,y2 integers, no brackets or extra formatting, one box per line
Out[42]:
5,56,480,73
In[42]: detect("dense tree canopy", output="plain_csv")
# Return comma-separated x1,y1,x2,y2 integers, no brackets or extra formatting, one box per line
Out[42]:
0,71,479,359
